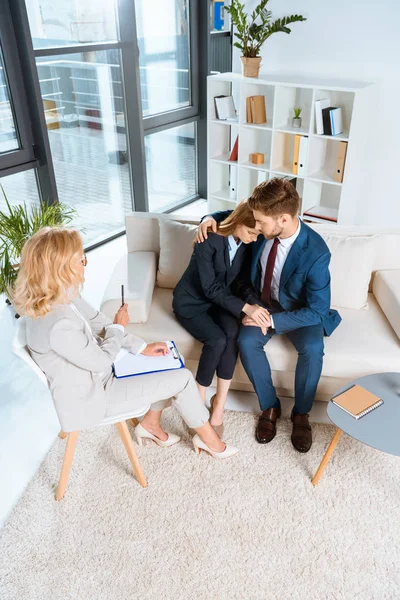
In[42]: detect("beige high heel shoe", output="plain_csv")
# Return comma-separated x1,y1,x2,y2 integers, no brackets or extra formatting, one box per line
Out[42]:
135,423,181,447
192,434,238,459
209,394,224,438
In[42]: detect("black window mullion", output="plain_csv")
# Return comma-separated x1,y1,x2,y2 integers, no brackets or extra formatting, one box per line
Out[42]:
0,0,36,172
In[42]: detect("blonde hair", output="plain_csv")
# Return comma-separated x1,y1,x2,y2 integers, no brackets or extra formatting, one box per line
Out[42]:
12,227,84,318
217,200,256,237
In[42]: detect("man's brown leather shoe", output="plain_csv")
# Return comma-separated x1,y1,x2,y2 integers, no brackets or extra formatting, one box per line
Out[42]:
291,409,312,453
256,406,281,443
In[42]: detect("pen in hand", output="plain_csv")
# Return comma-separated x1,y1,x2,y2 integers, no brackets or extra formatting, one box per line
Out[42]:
121,284,124,308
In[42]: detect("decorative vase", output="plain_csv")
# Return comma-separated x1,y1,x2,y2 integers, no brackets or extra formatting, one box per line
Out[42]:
292,117,302,128
240,57,262,78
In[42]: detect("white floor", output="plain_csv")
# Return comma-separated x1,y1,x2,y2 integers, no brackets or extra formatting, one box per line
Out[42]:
0,201,329,528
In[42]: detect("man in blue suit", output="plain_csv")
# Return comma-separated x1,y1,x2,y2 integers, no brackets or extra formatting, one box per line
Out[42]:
198,178,341,452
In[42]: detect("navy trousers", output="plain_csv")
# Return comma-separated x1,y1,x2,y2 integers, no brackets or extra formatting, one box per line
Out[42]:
238,304,324,414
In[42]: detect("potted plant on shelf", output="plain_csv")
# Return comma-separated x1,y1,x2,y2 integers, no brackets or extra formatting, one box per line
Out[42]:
292,107,302,128
225,0,307,78
0,187,77,306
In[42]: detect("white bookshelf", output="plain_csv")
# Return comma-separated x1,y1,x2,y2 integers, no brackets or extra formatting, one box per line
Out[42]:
207,73,374,225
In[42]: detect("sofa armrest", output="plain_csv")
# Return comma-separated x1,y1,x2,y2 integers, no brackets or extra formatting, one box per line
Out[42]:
100,252,156,323
373,270,400,340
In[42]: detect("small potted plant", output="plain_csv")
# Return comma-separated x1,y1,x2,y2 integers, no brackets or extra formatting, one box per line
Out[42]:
225,0,307,78
292,107,302,128
0,186,77,304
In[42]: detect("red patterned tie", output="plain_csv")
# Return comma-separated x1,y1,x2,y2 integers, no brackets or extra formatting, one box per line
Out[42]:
261,238,280,306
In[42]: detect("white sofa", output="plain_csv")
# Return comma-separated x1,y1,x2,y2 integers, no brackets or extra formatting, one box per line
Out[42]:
100,212,400,404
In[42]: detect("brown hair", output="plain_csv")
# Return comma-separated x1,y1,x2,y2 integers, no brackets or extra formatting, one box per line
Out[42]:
12,226,84,318
217,200,256,237
248,178,299,217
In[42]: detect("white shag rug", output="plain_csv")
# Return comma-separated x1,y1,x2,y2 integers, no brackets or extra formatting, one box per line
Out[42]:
0,409,399,600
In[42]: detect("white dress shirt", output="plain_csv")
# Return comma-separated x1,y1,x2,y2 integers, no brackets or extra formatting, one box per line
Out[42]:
227,235,242,265
259,218,301,328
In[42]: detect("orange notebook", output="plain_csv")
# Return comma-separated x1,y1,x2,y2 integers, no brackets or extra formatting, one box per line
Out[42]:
331,385,383,419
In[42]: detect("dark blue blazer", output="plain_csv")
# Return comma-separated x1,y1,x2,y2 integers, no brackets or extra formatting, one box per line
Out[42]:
209,212,342,336
173,232,248,319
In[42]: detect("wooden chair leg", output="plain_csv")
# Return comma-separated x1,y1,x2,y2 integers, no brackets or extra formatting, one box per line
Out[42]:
59,430,68,439
116,421,148,488
131,418,139,428
55,431,79,501
312,428,342,487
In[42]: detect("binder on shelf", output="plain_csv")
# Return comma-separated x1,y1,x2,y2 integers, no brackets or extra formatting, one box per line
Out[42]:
228,135,239,162
229,165,238,200
213,1,225,31
303,206,338,223
330,107,343,136
334,141,348,183
214,95,236,120
297,135,308,176
292,134,301,175
314,98,330,135
113,341,184,378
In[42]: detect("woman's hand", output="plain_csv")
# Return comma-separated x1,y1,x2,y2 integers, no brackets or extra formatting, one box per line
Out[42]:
195,217,217,243
141,342,170,356
243,304,271,328
113,303,130,328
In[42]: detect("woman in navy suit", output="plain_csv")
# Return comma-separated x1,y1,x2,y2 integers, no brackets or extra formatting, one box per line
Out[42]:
173,202,271,433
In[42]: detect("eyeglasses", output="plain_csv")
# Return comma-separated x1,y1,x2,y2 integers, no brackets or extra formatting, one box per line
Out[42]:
81,253,88,267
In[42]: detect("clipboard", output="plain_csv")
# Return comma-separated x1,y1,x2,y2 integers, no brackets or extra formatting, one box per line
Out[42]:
113,340,185,379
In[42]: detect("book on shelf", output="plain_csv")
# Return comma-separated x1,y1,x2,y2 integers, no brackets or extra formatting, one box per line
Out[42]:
246,95,267,124
314,98,330,135
228,135,239,162
331,384,384,420
214,95,236,120
330,107,343,136
322,106,343,136
303,206,338,223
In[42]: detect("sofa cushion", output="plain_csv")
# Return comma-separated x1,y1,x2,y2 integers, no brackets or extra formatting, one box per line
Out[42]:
157,219,197,289
373,269,400,341
101,252,156,323
321,234,375,309
127,289,400,382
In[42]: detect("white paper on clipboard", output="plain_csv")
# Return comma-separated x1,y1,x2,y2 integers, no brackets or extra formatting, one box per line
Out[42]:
113,340,184,378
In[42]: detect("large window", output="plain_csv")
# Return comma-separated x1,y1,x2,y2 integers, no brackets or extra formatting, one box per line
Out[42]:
0,0,203,248
25,0,118,48
36,50,131,246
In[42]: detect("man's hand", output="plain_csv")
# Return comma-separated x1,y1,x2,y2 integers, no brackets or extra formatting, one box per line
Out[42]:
242,315,269,336
195,217,217,243
113,303,130,327
243,304,271,328
141,342,170,357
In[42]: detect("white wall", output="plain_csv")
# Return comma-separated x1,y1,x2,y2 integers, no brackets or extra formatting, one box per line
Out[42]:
233,0,400,227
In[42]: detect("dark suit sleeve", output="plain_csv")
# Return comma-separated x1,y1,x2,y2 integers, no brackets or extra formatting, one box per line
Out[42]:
231,249,259,305
200,210,233,224
272,252,332,335
194,240,246,317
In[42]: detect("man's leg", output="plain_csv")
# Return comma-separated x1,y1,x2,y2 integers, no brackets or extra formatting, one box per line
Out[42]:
286,324,325,415
238,325,277,411
286,324,324,452
238,325,281,444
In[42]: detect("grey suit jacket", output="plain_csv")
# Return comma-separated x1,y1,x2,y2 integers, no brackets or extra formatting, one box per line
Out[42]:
26,297,146,431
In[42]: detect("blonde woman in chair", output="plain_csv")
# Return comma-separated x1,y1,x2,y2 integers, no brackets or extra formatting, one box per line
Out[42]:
12,227,238,462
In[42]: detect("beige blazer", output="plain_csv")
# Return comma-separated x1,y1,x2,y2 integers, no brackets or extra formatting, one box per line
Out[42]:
26,297,146,431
